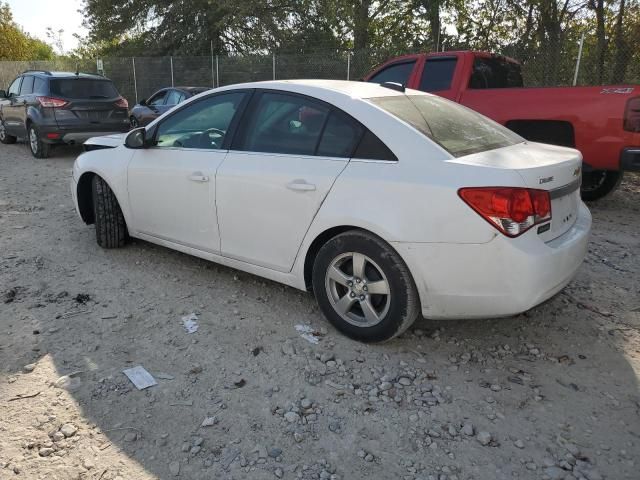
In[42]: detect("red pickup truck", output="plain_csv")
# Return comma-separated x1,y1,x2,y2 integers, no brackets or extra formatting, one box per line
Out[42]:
364,51,640,200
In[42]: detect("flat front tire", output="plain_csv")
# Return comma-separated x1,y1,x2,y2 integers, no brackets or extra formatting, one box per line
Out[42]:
312,230,420,342
92,176,127,249
28,125,50,158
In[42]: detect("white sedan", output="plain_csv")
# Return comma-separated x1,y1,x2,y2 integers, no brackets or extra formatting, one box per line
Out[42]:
71,80,591,342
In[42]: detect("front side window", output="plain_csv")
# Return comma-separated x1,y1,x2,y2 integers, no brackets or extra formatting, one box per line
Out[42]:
155,92,245,150
368,61,416,86
49,79,119,98
469,58,523,89
419,58,457,92
369,94,522,158
148,91,167,106
8,77,21,96
19,76,34,95
165,89,182,105
240,92,330,156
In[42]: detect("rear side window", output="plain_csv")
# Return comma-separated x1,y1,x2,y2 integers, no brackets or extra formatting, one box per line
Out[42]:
369,95,522,158
8,77,21,96
419,57,457,92
317,110,364,158
353,130,397,161
469,58,523,89
165,90,182,105
34,77,47,94
240,92,330,156
368,61,416,86
19,76,34,95
49,79,119,99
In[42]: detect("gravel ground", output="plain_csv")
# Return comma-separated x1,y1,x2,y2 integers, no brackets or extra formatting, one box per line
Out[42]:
1,141,639,480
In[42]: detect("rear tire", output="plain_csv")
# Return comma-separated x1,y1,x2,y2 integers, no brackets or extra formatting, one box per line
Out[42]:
92,176,127,249
0,119,17,144
28,125,50,158
580,170,623,201
312,230,420,343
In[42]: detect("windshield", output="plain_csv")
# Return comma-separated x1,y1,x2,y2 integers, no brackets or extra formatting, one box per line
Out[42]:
368,94,522,157
49,79,119,99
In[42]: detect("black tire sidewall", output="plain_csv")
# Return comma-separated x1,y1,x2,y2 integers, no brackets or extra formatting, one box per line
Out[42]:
581,171,623,201
312,231,417,342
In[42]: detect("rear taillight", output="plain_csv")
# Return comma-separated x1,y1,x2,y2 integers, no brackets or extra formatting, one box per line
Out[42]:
624,97,640,132
36,96,67,108
114,97,128,109
458,187,552,237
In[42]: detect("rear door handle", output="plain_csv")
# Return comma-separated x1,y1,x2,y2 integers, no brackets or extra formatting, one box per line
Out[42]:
188,172,209,182
286,180,316,191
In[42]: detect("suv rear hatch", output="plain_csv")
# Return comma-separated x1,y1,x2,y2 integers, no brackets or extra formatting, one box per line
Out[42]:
50,78,128,131
454,141,582,241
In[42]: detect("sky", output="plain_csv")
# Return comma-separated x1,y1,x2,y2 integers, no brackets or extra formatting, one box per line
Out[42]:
7,0,87,53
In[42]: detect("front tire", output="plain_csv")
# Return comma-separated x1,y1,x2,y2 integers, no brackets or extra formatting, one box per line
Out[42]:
0,120,17,144
92,176,127,249
28,125,50,158
581,170,623,201
312,230,420,342
130,116,139,129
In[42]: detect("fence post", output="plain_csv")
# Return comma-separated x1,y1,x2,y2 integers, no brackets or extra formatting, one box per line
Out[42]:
273,53,276,80
573,33,585,86
210,41,215,88
132,57,138,104
216,55,219,88
347,52,351,80
170,56,174,87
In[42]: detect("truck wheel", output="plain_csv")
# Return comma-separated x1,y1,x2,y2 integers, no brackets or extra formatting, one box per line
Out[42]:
92,176,127,248
0,120,17,144
28,125,51,158
580,170,623,201
312,230,420,343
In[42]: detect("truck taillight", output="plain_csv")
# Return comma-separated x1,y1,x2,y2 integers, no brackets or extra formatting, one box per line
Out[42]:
36,96,67,108
114,97,128,109
458,187,552,237
624,97,640,133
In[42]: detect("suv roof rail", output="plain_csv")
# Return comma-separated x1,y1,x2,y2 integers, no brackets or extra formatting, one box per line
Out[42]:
23,69,52,76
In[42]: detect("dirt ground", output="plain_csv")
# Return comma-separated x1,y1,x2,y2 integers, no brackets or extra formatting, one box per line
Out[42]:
0,141,639,480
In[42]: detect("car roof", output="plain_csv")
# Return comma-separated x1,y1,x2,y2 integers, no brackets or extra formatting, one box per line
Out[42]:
176,86,210,92
21,71,110,80
220,79,424,100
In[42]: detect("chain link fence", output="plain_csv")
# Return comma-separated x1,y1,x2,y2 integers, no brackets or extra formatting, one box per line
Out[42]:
0,40,638,106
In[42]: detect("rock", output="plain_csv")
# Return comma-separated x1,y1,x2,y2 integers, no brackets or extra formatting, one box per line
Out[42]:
301,398,312,409
54,375,82,391
320,352,335,363
52,431,65,442
357,450,366,458
169,460,180,476
269,447,282,458
544,466,567,480
275,467,284,478
514,439,525,449
364,453,374,462
201,416,218,427
23,363,36,373
461,423,474,436
253,445,268,459
39,447,55,457
60,423,78,438
281,342,296,356
379,382,393,391
124,432,137,442
476,431,492,446
284,412,300,423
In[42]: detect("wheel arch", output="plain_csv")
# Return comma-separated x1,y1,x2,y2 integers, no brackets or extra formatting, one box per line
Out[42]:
505,119,576,148
76,172,128,226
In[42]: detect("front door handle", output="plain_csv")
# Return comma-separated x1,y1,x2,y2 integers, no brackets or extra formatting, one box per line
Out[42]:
188,172,209,182
286,180,316,191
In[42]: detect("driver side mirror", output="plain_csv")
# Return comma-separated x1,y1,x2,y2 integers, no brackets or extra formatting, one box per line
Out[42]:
0,90,6,98
139,98,147,106
125,127,149,149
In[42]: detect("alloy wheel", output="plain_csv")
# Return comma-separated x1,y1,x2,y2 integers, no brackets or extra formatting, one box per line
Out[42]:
29,128,39,154
0,123,5,142
324,252,390,327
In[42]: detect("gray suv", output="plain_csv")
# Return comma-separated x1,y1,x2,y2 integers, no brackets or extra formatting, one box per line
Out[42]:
0,70,130,158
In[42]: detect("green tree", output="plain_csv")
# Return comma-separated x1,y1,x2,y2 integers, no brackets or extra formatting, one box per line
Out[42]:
0,2,54,60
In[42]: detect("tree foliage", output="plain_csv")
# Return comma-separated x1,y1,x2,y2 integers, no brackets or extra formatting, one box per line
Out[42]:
0,2,54,60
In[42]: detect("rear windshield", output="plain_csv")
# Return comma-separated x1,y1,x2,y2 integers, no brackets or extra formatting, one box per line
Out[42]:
368,94,522,157
49,79,119,99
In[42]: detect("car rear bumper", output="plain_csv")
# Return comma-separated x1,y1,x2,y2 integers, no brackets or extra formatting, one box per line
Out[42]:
621,147,640,171
392,202,592,320
40,125,130,144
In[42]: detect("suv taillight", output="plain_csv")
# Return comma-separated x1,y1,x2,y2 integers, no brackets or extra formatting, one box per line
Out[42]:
114,97,128,109
624,97,640,133
458,187,551,237
36,96,67,108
